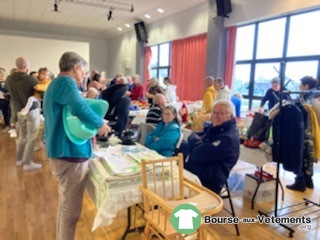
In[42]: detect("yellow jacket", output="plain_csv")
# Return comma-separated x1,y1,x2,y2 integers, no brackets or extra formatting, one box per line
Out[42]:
202,86,217,113
34,78,51,98
305,104,320,160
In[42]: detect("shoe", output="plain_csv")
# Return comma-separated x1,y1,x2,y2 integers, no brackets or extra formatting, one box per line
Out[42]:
16,160,23,166
286,177,306,192
305,175,314,189
9,129,17,138
2,126,10,133
22,161,42,171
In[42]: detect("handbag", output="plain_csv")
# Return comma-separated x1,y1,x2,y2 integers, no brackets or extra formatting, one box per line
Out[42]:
247,112,271,142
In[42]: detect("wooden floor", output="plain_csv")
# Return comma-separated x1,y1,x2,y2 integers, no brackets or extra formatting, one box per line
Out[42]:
1,128,320,240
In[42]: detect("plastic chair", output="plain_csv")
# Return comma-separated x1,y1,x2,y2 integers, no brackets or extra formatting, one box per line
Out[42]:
140,153,223,239
63,98,108,144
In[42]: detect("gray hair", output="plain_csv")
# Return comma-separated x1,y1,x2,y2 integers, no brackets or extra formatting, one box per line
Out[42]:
212,99,235,117
119,75,128,84
59,52,87,72
132,74,140,82
205,76,214,84
15,57,30,70
149,77,159,86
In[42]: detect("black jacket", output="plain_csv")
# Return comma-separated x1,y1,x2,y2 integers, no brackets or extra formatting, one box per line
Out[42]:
185,118,240,193
272,104,304,174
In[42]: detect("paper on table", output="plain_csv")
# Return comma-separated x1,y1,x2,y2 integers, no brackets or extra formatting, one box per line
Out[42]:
100,152,141,176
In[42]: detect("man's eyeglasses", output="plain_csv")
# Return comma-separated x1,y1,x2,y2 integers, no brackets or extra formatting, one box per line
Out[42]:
212,111,229,116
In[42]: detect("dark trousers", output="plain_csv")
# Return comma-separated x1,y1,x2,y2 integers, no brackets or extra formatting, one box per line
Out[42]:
0,99,10,126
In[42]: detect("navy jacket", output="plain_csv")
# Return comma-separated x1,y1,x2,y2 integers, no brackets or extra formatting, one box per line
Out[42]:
272,104,304,174
185,118,240,193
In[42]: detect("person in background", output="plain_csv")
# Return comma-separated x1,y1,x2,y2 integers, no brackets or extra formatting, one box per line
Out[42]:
43,52,111,240
145,105,181,157
231,93,242,118
145,77,164,105
5,57,41,170
285,76,319,192
0,68,10,133
86,87,99,99
214,77,232,101
146,93,167,126
163,76,177,104
129,74,144,100
203,76,217,114
86,69,99,88
29,71,38,78
109,73,124,86
184,100,240,194
299,76,319,101
260,77,290,112
19,67,51,116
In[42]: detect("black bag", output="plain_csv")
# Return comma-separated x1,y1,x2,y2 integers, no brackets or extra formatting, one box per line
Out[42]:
247,113,271,141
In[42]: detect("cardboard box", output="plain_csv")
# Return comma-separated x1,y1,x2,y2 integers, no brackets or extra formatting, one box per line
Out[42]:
243,174,275,203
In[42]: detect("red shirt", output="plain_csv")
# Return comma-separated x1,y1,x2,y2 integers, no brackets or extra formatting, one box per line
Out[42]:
131,84,144,100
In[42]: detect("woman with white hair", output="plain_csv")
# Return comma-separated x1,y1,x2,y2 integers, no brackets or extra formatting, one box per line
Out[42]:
184,100,240,194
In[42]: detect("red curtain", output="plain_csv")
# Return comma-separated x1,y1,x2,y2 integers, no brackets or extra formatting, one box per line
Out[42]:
144,46,152,89
224,26,237,88
171,33,207,101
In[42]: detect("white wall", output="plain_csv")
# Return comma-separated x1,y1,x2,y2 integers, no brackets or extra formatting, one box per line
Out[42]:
107,30,137,78
0,29,108,75
146,2,209,46
225,0,320,26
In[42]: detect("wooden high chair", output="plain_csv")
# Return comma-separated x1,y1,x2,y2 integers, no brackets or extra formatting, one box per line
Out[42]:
140,153,223,240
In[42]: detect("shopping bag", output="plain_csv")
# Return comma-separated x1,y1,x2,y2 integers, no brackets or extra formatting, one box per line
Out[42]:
247,112,271,142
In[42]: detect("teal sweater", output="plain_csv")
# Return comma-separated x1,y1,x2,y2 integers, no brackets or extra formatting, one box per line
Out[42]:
43,75,103,159
145,122,180,157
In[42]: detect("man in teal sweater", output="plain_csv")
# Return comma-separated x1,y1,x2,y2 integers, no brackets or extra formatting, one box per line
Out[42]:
43,52,110,240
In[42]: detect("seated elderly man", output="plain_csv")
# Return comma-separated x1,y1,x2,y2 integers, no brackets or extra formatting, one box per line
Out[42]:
146,93,167,125
184,100,240,193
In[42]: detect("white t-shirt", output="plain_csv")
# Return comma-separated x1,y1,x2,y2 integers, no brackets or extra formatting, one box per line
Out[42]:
174,209,198,229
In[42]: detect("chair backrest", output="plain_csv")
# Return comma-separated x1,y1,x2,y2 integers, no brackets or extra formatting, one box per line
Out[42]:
175,131,184,149
136,123,156,145
141,153,184,201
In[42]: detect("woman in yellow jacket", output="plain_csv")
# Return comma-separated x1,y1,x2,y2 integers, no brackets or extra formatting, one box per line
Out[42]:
203,76,217,113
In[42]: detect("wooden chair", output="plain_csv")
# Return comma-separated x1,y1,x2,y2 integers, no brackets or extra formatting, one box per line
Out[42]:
140,153,223,240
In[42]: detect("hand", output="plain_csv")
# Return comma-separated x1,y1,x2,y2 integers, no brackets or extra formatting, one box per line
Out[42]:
97,122,111,137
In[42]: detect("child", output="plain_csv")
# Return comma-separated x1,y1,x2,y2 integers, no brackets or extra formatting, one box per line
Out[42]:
19,68,51,115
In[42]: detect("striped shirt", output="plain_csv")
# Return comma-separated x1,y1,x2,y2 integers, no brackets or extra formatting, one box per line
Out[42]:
146,104,162,125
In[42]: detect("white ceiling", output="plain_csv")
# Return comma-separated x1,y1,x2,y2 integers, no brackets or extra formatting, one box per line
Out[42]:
0,0,207,39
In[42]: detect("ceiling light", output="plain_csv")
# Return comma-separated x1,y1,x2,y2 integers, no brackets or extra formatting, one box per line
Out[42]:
157,8,164,13
125,23,130,28
117,27,123,31
144,14,151,19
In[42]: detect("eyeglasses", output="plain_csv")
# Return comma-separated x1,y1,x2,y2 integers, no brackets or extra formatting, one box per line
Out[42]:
212,111,229,116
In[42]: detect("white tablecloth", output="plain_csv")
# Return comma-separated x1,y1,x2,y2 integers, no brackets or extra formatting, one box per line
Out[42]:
86,145,201,231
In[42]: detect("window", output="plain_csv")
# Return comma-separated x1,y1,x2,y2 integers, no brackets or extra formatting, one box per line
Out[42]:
256,18,286,59
254,63,280,97
285,61,318,91
287,10,320,57
149,42,171,87
235,25,255,61
233,64,251,96
233,9,320,110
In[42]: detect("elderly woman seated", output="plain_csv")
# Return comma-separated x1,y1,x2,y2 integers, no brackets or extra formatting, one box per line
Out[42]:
145,105,181,157
184,100,240,193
